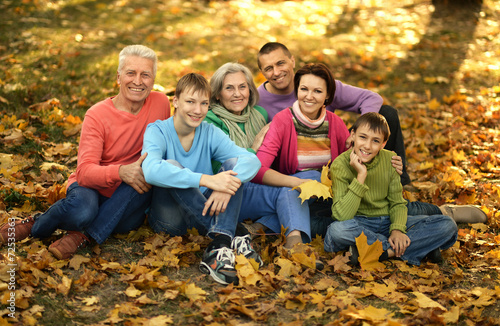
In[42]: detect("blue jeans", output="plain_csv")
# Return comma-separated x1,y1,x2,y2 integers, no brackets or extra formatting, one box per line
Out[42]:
31,181,152,244
324,214,458,265
310,199,443,238
239,182,311,241
251,170,321,242
148,159,241,239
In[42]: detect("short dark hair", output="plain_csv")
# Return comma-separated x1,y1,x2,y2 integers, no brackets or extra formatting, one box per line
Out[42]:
351,112,390,142
293,63,336,107
257,42,292,69
175,73,211,99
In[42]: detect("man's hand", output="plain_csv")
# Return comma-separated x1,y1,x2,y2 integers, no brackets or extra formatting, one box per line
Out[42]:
203,191,232,216
391,155,403,176
345,134,354,149
200,171,241,195
388,230,411,257
251,123,270,153
118,152,152,194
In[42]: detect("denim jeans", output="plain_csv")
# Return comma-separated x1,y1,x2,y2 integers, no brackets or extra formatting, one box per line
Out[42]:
31,181,152,244
324,214,458,265
239,182,311,241
148,159,241,239
250,170,322,242
310,199,443,239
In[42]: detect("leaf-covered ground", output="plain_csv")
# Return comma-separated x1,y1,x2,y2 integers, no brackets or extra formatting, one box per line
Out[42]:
1,0,500,325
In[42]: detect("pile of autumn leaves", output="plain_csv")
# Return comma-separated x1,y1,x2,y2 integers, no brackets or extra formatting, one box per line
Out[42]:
1,89,500,325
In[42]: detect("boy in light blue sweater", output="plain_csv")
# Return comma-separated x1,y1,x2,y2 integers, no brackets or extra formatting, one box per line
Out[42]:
142,73,262,285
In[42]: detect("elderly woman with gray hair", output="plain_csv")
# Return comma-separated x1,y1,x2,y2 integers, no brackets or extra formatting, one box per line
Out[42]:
204,63,322,265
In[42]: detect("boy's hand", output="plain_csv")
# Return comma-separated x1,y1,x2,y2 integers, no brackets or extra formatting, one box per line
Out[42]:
388,230,411,257
391,155,403,175
203,191,232,216
200,171,241,195
350,150,367,183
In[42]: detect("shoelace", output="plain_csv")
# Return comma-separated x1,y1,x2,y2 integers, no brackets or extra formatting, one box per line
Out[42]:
216,246,235,267
232,235,253,255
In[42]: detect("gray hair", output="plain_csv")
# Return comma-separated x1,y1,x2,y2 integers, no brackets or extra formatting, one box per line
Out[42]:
117,45,157,77
210,62,259,108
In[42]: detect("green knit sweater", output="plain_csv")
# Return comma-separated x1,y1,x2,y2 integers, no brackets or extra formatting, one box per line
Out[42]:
330,148,408,233
204,105,268,173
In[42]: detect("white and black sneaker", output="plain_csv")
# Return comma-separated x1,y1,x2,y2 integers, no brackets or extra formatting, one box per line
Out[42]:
231,235,264,268
199,246,238,285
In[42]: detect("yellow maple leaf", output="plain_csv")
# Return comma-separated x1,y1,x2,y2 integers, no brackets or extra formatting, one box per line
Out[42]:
163,290,179,300
144,315,174,325
125,285,142,298
181,282,206,302
290,251,316,269
276,258,301,277
321,161,332,188
428,98,441,110
69,254,90,270
327,253,352,272
355,232,385,271
292,180,332,204
81,296,100,306
347,305,394,322
442,306,460,324
235,255,263,286
284,292,307,311
56,276,72,296
411,292,446,311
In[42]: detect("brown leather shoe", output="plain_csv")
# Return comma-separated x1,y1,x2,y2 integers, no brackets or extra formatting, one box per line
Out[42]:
439,205,488,224
48,231,90,260
0,216,36,245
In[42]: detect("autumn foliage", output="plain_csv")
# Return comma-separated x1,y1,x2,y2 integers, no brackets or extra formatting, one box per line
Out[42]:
1,0,500,325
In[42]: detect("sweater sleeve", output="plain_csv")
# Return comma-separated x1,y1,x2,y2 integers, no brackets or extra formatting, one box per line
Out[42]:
330,153,368,221
253,115,286,184
387,163,408,233
328,80,383,114
75,112,121,190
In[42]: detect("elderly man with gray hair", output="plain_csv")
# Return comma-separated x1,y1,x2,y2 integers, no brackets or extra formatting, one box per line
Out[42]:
0,45,171,259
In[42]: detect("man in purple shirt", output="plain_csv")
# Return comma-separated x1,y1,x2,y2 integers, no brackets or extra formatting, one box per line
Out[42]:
256,42,410,185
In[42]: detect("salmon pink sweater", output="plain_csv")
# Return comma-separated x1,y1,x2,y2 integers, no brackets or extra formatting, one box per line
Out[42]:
67,91,170,197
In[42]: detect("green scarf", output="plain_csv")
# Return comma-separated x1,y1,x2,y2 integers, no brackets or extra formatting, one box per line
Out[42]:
210,103,267,148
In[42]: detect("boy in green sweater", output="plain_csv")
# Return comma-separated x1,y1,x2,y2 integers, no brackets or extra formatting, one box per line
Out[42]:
324,112,458,265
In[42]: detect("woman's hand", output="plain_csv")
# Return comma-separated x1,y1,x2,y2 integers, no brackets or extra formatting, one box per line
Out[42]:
251,123,270,153
388,230,411,257
391,155,403,176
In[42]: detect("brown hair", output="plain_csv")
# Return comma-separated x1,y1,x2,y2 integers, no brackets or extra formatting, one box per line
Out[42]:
351,112,390,142
293,63,336,107
175,73,211,99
